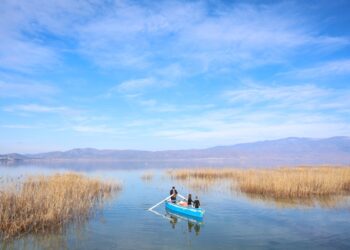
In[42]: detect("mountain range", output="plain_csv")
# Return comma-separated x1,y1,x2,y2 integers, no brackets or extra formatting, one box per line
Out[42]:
1,137,350,167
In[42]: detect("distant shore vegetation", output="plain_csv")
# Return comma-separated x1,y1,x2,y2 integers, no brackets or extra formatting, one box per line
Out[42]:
0,173,121,240
168,167,350,200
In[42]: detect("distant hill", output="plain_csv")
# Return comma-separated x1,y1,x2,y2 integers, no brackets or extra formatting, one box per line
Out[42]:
1,137,350,167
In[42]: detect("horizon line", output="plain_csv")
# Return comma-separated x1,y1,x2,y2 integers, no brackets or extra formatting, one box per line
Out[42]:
2,135,349,155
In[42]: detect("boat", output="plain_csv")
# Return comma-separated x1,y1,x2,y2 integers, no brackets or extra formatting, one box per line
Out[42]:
165,200,205,219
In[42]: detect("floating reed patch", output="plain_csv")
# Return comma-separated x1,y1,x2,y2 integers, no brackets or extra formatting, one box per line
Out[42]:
177,177,218,192
168,168,235,192
141,171,154,181
0,173,121,240
168,167,350,199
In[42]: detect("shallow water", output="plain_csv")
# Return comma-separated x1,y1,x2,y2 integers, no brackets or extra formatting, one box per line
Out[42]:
1,165,350,250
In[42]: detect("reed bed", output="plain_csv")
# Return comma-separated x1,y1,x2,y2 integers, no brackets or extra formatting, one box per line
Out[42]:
168,167,350,199
0,173,121,240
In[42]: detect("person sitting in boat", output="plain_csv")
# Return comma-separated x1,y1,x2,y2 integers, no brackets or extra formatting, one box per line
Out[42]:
170,186,178,203
187,194,193,206
193,196,200,208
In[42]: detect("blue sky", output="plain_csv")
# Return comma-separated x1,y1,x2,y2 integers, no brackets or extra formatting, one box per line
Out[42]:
1,0,350,153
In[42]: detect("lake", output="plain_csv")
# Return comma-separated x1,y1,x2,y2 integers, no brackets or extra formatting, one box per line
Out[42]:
1,165,350,250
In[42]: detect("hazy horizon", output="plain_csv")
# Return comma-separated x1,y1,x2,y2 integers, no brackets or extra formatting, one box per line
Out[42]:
1,0,350,153
2,136,349,156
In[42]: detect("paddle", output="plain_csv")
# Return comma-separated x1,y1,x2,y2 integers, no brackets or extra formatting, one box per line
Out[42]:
148,195,173,211
148,193,187,211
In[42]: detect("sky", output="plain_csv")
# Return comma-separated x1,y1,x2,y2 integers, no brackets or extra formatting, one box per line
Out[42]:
1,0,350,153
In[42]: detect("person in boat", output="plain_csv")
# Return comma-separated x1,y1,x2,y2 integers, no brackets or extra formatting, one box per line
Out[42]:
193,196,200,208
187,194,193,206
170,186,178,203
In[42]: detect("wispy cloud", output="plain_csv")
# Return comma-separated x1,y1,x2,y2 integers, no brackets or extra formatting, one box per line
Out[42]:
283,59,350,79
105,77,174,99
71,125,116,134
0,124,41,129
2,1,348,73
147,83,350,143
0,81,58,98
73,1,349,70
154,121,350,143
0,38,58,73
3,104,78,115
224,84,326,104
115,78,157,93
0,1,59,72
223,83,350,111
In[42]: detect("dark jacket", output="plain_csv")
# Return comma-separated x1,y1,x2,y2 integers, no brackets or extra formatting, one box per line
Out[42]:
187,197,193,205
193,199,200,208
170,189,178,200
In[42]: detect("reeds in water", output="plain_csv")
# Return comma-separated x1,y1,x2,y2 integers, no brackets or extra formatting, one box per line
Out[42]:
235,167,350,198
168,167,350,199
0,173,121,240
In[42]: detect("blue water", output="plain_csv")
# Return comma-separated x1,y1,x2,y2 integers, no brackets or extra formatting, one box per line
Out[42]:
1,165,350,250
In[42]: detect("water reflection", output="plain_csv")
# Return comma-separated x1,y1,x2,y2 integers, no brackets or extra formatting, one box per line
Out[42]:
187,221,201,236
165,210,203,235
1,221,87,250
167,213,202,236
149,208,203,236
169,214,178,229
241,193,350,208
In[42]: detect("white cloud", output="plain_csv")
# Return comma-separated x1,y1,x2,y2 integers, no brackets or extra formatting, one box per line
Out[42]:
223,83,350,111
107,77,174,98
224,84,327,104
0,124,41,129
1,1,348,72
146,83,350,143
116,78,156,93
149,106,349,143
3,104,76,114
283,59,350,79
0,2,57,72
0,81,58,98
0,38,58,72
73,1,349,70
71,125,116,134
154,121,350,143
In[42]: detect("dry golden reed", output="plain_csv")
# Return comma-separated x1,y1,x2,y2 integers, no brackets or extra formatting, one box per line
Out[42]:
0,173,121,240
168,167,350,198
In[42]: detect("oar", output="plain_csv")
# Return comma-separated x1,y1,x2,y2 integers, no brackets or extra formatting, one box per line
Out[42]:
149,209,173,221
178,193,187,200
148,195,173,211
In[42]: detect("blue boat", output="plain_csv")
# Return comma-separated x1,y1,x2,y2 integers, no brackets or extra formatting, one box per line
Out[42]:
165,201,205,219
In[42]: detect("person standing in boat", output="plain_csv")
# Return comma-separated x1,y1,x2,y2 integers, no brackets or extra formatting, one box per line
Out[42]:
187,194,193,206
170,186,178,203
193,196,200,208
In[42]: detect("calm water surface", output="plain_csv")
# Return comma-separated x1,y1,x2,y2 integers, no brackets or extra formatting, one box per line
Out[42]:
1,165,350,250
